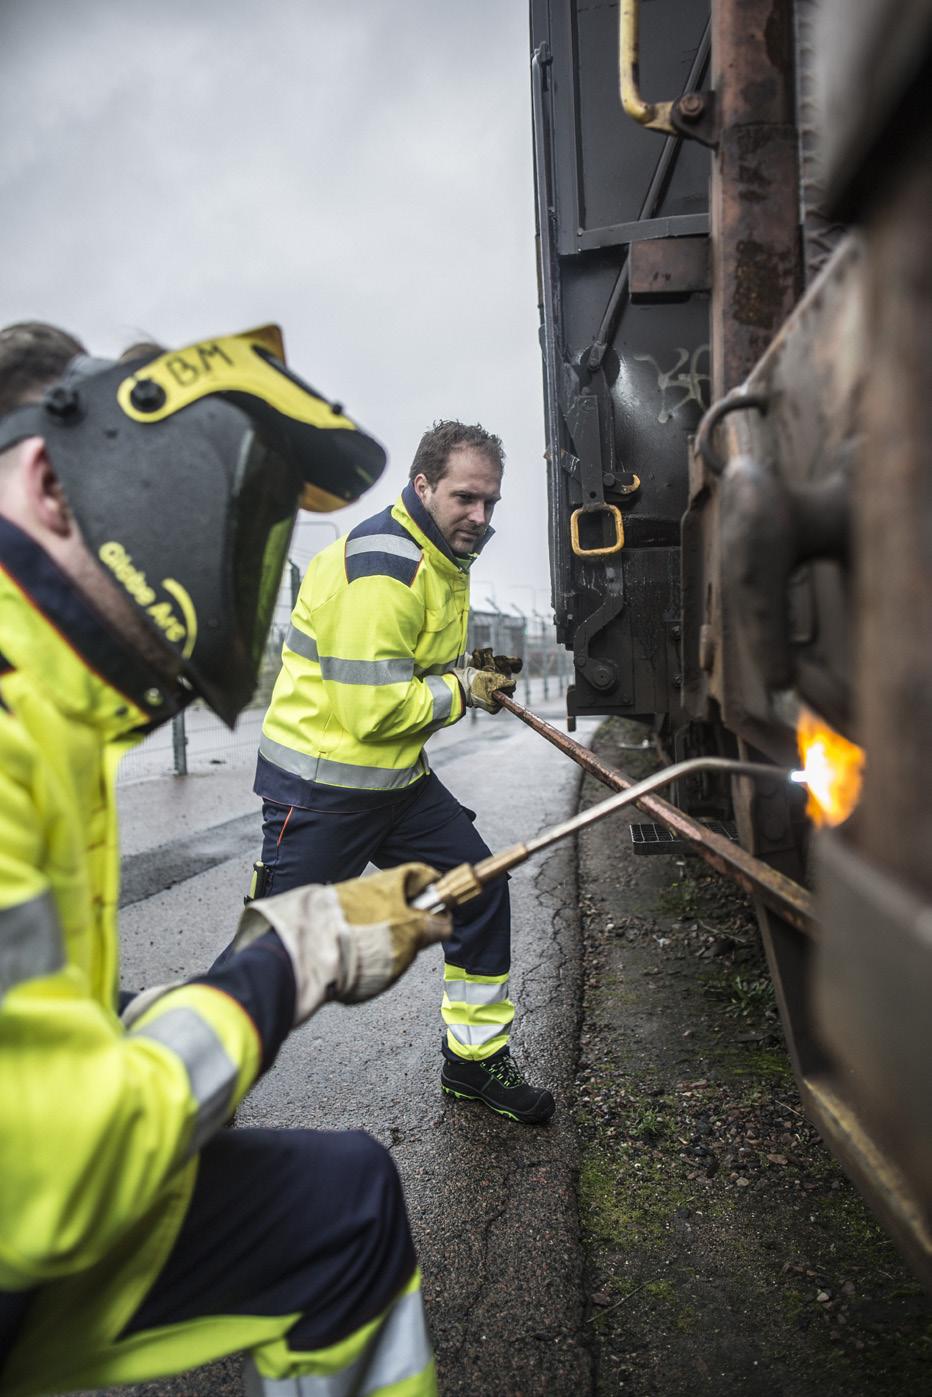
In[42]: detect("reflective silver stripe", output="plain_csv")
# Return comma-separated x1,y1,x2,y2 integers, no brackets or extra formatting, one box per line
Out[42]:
443,978,509,1006
131,1007,237,1152
320,655,414,686
425,673,453,724
415,655,464,677
0,891,64,997
260,733,426,791
288,623,415,685
448,1021,509,1048
246,1287,432,1396
345,534,422,563
285,624,319,663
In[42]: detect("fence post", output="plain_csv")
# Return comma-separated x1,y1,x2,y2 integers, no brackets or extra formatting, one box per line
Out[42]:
172,711,188,776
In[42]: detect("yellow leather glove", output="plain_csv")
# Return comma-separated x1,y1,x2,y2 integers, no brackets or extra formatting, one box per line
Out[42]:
234,863,451,1024
451,665,516,713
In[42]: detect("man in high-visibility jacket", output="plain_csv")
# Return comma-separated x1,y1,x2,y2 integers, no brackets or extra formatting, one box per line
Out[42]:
254,420,556,1124
0,322,446,1396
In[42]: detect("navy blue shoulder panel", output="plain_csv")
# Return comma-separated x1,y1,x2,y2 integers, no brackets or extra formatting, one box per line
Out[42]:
347,504,409,541
345,551,420,587
345,503,422,587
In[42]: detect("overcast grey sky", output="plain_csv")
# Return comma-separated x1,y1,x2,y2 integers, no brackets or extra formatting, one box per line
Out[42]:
0,0,552,613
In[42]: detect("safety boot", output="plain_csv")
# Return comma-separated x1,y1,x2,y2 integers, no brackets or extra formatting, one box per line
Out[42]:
441,1049,555,1124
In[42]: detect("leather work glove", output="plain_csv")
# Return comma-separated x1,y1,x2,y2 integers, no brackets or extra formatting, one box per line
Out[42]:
452,662,517,709
468,647,524,677
451,664,516,713
234,863,451,1025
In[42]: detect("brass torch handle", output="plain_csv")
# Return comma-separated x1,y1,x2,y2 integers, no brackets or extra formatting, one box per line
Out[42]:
410,843,531,913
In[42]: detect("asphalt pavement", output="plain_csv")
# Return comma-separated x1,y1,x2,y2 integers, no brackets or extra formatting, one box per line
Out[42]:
89,682,596,1395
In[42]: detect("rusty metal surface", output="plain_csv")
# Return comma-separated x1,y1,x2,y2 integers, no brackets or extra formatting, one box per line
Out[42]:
853,119,932,897
496,692,814,935
813,833,932,1284
629,235,710,300
803,73,932,1288
680,0,805,752
794,0,846,282
682,233,866,756
710,0,800,396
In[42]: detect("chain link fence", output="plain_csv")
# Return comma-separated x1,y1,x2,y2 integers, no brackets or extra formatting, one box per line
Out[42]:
117,572,569,785
467,607,570,704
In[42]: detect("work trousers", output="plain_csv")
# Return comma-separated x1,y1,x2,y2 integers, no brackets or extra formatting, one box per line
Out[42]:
0,1128,435,1396
257,771,514,1061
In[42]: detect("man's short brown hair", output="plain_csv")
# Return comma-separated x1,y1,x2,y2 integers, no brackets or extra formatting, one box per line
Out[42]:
409,420,504,489
0,322,86,415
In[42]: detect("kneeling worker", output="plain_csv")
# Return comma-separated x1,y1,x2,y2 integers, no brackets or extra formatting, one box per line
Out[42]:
253,419,556,1124
0,323,445,1396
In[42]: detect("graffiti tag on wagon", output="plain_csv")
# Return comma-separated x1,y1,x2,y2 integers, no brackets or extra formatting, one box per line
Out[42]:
634,344,710,424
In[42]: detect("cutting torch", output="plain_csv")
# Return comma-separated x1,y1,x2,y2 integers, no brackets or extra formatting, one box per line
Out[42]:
412,755,806,915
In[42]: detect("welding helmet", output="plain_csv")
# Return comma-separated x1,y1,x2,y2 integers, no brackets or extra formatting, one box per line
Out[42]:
0,325,386,725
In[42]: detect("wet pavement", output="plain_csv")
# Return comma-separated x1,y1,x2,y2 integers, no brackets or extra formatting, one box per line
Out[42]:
83,683,596,1395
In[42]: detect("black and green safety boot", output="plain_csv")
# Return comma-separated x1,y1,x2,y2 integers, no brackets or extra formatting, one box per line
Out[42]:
441,1050,555,1124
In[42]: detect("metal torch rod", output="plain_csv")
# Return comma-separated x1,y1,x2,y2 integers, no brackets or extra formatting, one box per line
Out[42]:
413,755,815,936
492,692,815,935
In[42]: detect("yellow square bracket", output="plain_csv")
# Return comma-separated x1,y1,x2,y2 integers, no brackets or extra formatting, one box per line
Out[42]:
570,503,625,557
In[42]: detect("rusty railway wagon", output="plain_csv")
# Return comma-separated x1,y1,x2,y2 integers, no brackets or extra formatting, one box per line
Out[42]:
529,0,932,1284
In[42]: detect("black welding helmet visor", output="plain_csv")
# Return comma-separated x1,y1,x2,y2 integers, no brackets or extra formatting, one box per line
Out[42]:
0,326,386,726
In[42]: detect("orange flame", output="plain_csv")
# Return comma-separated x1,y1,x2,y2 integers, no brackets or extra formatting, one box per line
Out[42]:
795,707,864,828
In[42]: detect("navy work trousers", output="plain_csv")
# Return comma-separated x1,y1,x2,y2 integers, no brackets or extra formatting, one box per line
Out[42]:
256,771,511,1026
125,1127,416,1350
0,1127,419,1382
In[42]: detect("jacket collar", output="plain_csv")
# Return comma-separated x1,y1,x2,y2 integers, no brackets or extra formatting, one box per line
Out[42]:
0,517,183,738
397,481,494,574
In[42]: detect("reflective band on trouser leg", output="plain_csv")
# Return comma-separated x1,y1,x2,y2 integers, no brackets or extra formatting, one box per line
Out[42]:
243,1269,436,1397
441,963,513,1062
130,1007,238,1154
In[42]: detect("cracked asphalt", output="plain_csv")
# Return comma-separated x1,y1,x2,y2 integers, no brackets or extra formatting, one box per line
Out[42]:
81,683,597,1396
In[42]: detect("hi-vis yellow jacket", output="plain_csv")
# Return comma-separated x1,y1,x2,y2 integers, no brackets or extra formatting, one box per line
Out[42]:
0,520,278,1318
257,483,487,802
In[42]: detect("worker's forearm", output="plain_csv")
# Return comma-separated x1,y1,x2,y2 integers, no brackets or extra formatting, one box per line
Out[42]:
189,930,296,1074
334,671,463,741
